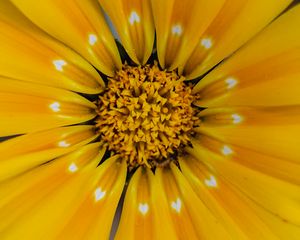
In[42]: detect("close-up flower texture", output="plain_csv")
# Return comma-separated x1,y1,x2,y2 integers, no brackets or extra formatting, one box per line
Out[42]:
0,0,300,239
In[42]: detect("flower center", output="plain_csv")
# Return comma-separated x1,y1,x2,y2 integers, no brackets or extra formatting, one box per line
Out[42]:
95,62,200,168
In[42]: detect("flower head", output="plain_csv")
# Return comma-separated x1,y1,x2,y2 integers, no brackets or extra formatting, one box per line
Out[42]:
0,0,300,239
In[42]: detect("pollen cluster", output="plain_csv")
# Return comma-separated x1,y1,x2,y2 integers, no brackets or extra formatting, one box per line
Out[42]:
95,62,200,168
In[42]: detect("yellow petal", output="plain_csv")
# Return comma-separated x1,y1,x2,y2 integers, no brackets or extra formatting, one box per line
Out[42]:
99,0,155,64
115,168,150,240
0,78,96,136
197,106,300,164
189,138,300,226
0,143,105,232
115,168,154,240
151,0,224,69
0,146,110,239
156,165,231,239
117,167,179,240
193,4,300,107
0,1,104,94
57,156,126,239
192,134,300,185
184,0,292,79
0,125,98,182
240,191,300,240
179,155,280,239
149,168,179,240
11,0,121,76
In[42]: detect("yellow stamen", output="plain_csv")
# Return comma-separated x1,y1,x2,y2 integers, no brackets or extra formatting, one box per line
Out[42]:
96,62,200,168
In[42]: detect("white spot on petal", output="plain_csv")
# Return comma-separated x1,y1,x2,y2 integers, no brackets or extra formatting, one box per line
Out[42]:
58,140,70,148
53,59,67,72
204,175,217,188
171,197,182,213
172,24,183,36
221,145,233,156
129,11,140,25
94,187,106,202
201,38,213,49
138,203,149,215
225,77,238,89
49,102,61,112
88,34,98,46
68,162,78,173
232,113,243,124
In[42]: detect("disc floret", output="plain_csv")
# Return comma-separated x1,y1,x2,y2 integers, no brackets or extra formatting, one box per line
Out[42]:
96,62,200,168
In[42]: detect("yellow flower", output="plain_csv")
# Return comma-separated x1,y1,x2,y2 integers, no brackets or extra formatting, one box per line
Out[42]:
0,0,300,239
